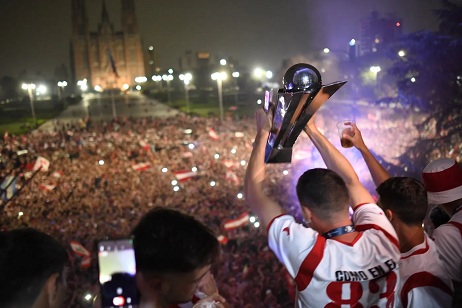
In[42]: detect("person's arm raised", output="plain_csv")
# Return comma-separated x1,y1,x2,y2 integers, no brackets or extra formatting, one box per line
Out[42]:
343,122,390,186
244,109,285,229
304,116,375,208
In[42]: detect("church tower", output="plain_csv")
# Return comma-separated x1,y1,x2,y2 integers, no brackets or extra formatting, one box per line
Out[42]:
70,0,145,91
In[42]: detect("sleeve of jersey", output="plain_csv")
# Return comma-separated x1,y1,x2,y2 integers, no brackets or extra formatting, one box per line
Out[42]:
353,203,399,248
404,285,453,308
433,225,462,281
267,215,318,278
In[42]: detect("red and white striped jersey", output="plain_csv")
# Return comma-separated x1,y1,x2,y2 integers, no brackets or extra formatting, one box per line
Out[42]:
397,235,453,308
433,209,462,282
268,203,401,308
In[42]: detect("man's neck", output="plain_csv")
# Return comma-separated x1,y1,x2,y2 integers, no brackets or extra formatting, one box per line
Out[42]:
397,224,425,253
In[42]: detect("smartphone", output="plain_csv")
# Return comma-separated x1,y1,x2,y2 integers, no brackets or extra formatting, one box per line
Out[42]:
97,238,139,308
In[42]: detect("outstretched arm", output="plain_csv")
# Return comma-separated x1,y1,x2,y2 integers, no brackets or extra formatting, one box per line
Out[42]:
343,122,390,186
304,116,375,208
244,109,284,229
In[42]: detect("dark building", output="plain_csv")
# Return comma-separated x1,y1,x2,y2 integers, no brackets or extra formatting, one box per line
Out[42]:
70,0,145,91
360,11,403,55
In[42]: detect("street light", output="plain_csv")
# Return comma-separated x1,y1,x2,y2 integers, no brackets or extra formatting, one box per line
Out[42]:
370,66,381,86
21,83,37,128
162,74,174,103
179,73,192,113
211,71,227,121
57,81,67,100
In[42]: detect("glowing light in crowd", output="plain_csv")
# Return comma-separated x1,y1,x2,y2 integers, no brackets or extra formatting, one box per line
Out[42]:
240,160,246,166
135,85,141,90
411,77,416,83
171,180,178,186
214,153,220,159
237,193,243,199
283,170,289,175
210,181,216,187
173,186,180,192
398,50,406,57
161,167,168,173
349,39,356,46
254,222,261,228
18,211,23,218
191,166,198,172
122,84,130,90
98,160,104,166
188,143,195,149
184,129,192,134
94,85,102,92
84,293,93,301
257,99,262,105
249,216,256,223
231,148,237,154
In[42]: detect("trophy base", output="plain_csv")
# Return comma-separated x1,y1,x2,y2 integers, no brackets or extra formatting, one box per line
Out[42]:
265,144,293,163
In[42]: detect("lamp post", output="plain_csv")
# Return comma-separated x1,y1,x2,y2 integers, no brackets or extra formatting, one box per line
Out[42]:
179,73,192,113
211,72,227,121
57,81,67,100
22,83,37,128
162,74,174,103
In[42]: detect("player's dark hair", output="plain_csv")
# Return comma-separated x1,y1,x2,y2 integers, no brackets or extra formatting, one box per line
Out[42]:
132,207,220,273
376,177,428,226
0,228,68,307
296,168,350,219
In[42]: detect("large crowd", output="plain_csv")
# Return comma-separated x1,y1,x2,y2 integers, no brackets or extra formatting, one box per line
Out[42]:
0,100,461,307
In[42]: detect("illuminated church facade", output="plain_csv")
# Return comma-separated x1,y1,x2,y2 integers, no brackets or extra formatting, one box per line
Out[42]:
70,0,145,91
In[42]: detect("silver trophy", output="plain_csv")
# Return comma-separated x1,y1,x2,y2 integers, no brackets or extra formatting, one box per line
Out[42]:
264,63,347,163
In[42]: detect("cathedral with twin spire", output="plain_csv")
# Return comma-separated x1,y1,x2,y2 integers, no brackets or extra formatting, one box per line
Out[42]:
70,0,145,91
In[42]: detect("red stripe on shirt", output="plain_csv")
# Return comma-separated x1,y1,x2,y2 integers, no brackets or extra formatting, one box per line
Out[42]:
355,223,399,250
294,235,326,291
400,271,453,307
266,213,287,234
401,238,430,260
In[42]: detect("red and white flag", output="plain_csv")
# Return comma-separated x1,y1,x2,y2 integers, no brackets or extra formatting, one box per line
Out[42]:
132,162,151,171
81,256,91,269
208,128,219,140
70,240,90,257
33,156,50,172
39,183,56,191
174,170,198,182
225,170,240,186
139,140,150,151
223,212,249,231
217,235,228,245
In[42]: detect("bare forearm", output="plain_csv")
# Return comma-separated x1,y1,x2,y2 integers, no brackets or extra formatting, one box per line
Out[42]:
357,147,390,187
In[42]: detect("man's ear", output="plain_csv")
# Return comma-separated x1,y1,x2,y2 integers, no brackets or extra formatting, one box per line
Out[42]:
301,207,312,224
385,209,393,222
45,273,60,307
136,272,163,295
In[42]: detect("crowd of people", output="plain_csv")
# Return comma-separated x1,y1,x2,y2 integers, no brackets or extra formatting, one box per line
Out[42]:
0,98,461,307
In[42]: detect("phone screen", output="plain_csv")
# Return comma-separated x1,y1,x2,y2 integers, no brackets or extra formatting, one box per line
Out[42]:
98,239,139,308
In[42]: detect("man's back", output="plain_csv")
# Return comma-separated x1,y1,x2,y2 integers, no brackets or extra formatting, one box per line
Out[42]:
268,204,401,307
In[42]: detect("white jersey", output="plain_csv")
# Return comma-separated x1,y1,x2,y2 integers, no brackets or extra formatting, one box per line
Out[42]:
398,235,453,308
268,203,401,308
433,209,462,282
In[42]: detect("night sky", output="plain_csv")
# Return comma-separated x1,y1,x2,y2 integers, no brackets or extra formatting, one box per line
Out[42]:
0,0,443,80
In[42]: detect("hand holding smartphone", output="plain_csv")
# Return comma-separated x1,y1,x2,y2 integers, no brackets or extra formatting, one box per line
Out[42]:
97,238,139,308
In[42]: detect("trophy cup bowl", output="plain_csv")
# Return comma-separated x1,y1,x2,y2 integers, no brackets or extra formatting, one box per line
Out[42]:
264,63,347,163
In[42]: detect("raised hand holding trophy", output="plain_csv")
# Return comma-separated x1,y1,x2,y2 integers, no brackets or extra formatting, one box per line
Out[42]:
264,63,347,163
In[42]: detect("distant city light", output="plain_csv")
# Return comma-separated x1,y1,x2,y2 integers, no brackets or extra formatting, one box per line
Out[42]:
323,48,330,54
211,72,227,81
398,50,406,57
232,72,240,78
94,85,102,92
135,76,147,83
411,77,416,83
122,84,130,90
370,66,381,73
168,69,173,74
257,99,262,105
266,71,273,79
148,46,154,51
220,59,227,65
135,85,141,90
349,39,356,46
